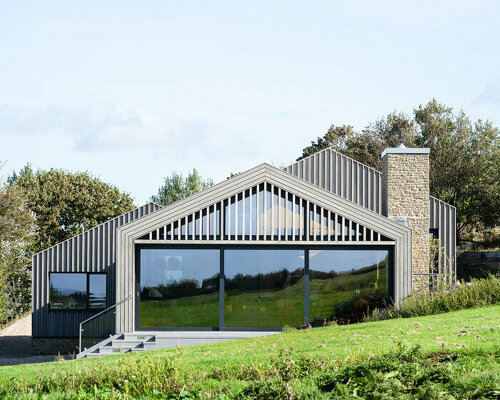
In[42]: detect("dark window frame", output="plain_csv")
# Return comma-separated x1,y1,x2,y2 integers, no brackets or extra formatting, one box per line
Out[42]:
135,243,394,331
48,272,108,311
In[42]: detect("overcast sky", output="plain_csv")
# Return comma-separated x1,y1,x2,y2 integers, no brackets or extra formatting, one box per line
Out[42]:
1,1,499,204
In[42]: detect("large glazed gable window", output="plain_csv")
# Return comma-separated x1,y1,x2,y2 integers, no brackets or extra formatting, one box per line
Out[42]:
137,182,393,243
49,273,107,310
139,248,220,328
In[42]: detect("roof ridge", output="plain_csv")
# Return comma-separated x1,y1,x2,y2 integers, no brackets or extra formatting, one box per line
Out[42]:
285,148,455,210
286,147,382,176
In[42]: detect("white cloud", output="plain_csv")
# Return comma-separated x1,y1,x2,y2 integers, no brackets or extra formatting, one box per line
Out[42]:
0,103,257,159
0,102,265,201
471,80,500,106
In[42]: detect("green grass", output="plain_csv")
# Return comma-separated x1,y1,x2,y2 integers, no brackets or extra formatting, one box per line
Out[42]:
0,304,498,398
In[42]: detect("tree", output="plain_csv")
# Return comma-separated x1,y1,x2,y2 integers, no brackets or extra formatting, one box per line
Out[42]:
0,180,36,323
298,99,500,241
9,165,134,252
151,169,214,206
298,124,356,161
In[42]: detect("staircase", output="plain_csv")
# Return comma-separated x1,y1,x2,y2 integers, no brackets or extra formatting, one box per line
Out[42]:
77,331,278,359
77,333,157,358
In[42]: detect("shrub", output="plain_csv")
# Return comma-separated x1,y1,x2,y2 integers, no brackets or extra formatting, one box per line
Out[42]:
316,344,500,400
364,275,500,322
237,379,291,400
14,349,187,397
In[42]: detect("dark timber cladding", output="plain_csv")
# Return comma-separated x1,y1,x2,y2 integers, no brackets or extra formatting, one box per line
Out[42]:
284,148,456,277
32,203,161,337
115,164,412,333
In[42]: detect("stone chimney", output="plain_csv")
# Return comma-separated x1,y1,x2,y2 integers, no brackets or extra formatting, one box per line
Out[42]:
381,145,431,291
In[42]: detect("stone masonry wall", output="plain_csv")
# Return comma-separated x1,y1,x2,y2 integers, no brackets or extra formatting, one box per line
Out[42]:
382,153,430,291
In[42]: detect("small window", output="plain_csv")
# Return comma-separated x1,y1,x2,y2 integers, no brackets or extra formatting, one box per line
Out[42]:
89,274,107,309
49,273,87,310
49,273,107,310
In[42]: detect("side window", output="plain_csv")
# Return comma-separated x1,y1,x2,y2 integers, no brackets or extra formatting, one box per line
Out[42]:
49,273,87,309
49,273,107,310
89,274,107,309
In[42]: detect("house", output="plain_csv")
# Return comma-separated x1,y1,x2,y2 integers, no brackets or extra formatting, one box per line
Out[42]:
31,146,456,356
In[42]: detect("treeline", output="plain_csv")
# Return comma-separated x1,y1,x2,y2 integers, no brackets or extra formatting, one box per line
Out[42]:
299,99,500,242
0,167,134,324
141,262,387,302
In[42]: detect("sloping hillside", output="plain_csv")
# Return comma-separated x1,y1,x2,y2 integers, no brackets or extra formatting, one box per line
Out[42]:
0,304,498,399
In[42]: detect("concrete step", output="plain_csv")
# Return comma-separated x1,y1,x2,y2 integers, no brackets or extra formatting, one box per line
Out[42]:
121,334,155,342
77,331,278,359
107,340,145,348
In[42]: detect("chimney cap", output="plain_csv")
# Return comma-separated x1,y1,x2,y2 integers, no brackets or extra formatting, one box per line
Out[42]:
381,147,430,158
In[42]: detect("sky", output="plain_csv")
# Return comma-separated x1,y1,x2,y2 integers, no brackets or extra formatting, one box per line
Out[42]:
1,1,499,204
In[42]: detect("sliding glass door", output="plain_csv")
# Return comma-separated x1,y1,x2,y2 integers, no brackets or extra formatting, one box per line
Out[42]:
139,248,220,328
224,249,305,328
137,246,391,330
309,249,390,324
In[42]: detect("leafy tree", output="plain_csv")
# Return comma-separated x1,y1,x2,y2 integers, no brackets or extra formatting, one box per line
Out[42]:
0,177,36,323
9,165,134,252
151,169,213,206
298,99,500,241
298,124,356,161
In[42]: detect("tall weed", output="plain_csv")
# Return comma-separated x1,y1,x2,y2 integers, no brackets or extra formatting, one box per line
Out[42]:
365,275,500,321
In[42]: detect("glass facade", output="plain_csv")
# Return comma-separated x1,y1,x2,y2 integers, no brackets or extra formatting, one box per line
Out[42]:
309,249,390,323
224,249,305,328
137,246,391,329
139,249,220,328
139,183,386,243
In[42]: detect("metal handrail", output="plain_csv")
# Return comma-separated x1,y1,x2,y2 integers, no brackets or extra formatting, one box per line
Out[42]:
78,295,132,353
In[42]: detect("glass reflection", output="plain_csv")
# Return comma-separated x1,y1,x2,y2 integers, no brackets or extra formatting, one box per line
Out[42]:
224,249,305,328
139,249,220,328
89,274,107,309
49,273,87,309
309,249,390,324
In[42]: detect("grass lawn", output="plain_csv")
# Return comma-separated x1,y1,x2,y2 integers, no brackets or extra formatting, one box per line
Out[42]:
0,304,498,398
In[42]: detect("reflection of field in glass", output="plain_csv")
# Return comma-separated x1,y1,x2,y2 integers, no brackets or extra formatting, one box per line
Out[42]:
139,267,389,328
140,292,219,328
225,278,305,328
310,266,389,322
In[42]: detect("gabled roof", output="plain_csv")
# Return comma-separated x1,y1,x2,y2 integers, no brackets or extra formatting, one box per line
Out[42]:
283,147,456,213
116,163,411,242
